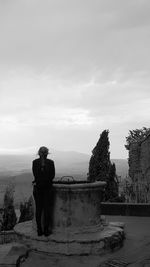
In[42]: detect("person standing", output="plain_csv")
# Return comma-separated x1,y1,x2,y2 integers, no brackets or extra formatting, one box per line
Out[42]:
32,146,55,236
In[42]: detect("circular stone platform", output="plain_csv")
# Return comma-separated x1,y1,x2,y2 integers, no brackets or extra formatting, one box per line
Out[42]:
14,220,125,255
14,180,125,255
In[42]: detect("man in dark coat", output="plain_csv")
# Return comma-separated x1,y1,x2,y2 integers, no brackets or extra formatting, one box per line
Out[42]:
32,146,55,236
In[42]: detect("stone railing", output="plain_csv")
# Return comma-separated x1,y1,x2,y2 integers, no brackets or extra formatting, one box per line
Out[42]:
0,230,18,244
101,202,150,216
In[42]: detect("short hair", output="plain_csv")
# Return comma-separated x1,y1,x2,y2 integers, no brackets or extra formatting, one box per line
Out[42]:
38,146,49,156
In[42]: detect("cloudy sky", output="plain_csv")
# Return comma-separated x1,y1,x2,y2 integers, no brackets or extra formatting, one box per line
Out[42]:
0,0,150,158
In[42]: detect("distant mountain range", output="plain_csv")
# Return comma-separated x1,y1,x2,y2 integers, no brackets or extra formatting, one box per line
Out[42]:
0,150,129,180
0,151,129,206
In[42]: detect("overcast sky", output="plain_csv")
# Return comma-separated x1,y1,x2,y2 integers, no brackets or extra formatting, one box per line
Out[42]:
0,0,150,158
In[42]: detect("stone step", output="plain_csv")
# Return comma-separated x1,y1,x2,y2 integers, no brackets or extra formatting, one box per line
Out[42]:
14,221,125,255
0,242,29,266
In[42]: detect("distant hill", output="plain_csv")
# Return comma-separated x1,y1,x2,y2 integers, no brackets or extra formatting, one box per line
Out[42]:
0,151,128,180
0,151,128,206
0,151,90,178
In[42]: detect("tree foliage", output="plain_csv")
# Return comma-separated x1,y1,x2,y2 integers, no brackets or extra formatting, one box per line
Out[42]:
19,196,34,223
88,130,110,182
125,127,150,150
105,162,119,201
88,130,119,201
2,184,17,231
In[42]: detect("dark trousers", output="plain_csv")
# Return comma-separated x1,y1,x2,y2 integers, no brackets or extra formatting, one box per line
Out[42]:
33,186,53,232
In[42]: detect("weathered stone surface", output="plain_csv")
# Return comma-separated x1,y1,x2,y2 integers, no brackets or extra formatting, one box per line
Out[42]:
14,181,125,256
0,242,29,266
14,220,125,255
109,222,125,229
129,143,141,180
33,181,106,233
128,134,150,202
14,216,150,267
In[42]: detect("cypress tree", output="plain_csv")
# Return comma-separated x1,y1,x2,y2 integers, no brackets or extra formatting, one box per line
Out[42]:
88,130,110,182
2,184,17,230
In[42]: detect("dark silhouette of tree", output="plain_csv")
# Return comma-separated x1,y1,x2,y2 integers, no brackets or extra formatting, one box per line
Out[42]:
88,130,110,182
2,184,17,231
88,130,119,201
19,196,34,223
125,127,150,150
105,162,119,201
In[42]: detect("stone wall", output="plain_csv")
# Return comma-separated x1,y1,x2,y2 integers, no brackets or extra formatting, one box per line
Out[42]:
129,134,150,202
140,136,150,181
101,202,150,216
129,142,141,182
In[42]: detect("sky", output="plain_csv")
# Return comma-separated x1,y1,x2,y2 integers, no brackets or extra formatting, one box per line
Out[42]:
0,0,150,158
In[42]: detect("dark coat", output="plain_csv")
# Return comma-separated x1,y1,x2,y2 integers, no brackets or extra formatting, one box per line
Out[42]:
32,158,55,188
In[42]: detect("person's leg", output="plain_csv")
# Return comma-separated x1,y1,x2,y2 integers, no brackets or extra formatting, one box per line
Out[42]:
43,188,52,236
33,188,44,235
49,189,54,232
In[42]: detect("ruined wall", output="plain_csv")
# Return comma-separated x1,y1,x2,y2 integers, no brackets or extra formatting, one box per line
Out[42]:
128,142,141,182
129,135,150,202
140,136,150,181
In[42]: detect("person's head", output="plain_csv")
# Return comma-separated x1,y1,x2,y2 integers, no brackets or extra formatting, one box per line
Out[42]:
38,146,49,158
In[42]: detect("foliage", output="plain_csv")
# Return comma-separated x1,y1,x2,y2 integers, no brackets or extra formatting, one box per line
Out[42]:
0,209,4,231
88,130,119,201
3,183,14,208
2,183,17,231
113,193,126,203
125,127,150,150
88,130,110,182
19,196,34,223
104,163,119,201
109,163,118,182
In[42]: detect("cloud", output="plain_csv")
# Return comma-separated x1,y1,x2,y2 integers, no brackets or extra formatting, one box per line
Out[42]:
0,0,150,157
0,0,150,80
0,69,150,131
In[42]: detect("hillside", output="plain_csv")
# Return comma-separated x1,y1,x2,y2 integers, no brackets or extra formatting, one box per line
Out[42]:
0,151,128,206
0,151,128,180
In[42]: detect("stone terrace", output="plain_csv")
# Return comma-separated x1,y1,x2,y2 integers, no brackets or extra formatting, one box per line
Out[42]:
1,215,150,267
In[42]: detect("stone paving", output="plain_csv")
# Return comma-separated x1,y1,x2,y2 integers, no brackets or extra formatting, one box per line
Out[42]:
0,216,150,267
14,220,125,255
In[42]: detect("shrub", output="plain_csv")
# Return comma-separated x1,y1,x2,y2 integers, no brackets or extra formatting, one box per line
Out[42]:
19,196,34,223
2,183,17,231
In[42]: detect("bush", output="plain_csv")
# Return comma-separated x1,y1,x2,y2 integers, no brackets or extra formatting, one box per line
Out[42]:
19,196,34,223
88,130,119,201
88,130,110,182
2,184,17,231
